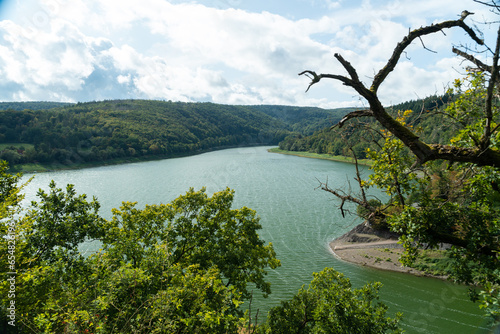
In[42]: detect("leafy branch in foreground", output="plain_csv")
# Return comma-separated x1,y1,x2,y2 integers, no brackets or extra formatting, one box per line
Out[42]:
258,268,403,334
0,166,281,333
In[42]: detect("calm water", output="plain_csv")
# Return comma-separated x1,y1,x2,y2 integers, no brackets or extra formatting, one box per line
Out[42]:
21,146,494,333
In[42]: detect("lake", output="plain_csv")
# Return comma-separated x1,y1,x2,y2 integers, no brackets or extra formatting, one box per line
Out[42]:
21,146,493,333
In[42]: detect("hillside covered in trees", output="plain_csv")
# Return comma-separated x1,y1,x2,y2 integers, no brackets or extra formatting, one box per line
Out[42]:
0,101,73,111
278,94,456,159
0,100,352,170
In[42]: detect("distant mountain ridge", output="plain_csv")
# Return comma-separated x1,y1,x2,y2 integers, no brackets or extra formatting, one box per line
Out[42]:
0,99,353,170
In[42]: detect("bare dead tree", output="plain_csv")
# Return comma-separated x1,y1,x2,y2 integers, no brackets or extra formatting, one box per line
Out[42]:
316,125,385,220
299,13,500,168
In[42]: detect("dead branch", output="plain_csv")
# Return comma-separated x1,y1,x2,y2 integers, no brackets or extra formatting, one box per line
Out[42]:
418,36,437,53
300,13,500,168
332,109,374,129
349,148,368,205
299,53,373,99
318,179,375,218
452,47,493,73
371,16,484,94
298,70,356,93
473,0,500,10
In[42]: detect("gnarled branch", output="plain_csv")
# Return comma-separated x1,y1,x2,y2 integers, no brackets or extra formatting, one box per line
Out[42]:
452,47,493,73
299,54,374,100
298,70,354,93
332,109,374,129
319,180,374,218
371,17,484,93
301,13,500,167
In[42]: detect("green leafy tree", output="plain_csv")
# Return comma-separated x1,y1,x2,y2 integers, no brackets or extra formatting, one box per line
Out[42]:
23,181,105,264
0,164,280,333
259,268,403,334
365,110,422,208
0,173,107,332
299,7,500,322
102,187,280,299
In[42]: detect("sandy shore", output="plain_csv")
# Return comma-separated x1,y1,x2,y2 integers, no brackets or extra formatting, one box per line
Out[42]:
330,222,445,278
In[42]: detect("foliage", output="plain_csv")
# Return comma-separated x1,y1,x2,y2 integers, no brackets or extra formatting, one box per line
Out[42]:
0,101,73,111
0,165,281,333
258,268,403,334
102,187,280,299
278,94,455,158
381,74,500,322
411,250,456,277
24,181,105,264
445,72,494,148
389,164,500,311
365,111,422,207
0,100,350,169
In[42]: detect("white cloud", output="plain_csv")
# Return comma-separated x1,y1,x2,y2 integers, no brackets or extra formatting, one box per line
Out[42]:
0,18,96,98
0,0,496,107
117,74,131,84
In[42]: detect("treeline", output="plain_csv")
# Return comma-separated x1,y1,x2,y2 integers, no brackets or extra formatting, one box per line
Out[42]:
0,101,73,111
246,104,355,134
0,99,351,168
279,94,457,158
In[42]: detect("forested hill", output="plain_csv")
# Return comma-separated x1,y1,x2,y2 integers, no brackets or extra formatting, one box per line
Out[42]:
0,101,74,111
246,105,351,134
278,94,456,159
0,99,352,170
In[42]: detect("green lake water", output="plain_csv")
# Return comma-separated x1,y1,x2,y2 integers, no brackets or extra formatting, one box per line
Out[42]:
21,146,496,333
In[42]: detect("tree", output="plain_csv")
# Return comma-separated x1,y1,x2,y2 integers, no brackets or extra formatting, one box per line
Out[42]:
299,4,500,322
24,181,105,265
299,10,497,166
102,187,281,299
258,268,403,334
0,164,280,333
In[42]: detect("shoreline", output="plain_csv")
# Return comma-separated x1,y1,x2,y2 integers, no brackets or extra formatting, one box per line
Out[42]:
10,144,273,174
15,146,366,174
270,147,449,280
329,222,448,279
267,148,372,166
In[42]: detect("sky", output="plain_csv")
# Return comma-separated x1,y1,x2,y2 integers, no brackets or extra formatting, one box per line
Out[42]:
0,0,497,108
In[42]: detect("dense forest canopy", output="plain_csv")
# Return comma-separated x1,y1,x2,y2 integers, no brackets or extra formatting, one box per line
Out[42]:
279,94,456,158
0,99,352,169
0,101,74,111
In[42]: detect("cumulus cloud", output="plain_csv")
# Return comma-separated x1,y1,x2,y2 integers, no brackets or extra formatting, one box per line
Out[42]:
0,19,95,100
0,0,496,107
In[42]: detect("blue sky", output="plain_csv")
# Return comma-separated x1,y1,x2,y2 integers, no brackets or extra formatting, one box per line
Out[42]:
0,0,497,108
